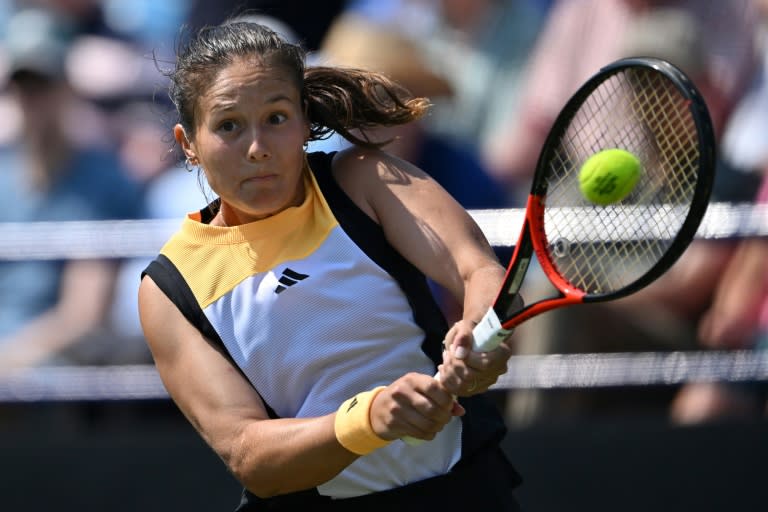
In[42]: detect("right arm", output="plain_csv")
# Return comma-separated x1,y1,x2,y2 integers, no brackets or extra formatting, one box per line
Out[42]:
138,275,356,497
138,275,456,497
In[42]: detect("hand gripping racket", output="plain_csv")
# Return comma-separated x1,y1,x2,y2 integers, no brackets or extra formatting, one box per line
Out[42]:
404,57,715,445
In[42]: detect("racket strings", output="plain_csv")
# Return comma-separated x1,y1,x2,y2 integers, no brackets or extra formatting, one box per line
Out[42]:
541,68,701,295
633,73,700,206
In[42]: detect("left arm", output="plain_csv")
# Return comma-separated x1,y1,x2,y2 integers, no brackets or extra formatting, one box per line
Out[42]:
333,148,515,395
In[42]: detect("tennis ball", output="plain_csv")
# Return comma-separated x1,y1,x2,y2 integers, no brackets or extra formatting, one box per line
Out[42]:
578,149,641,205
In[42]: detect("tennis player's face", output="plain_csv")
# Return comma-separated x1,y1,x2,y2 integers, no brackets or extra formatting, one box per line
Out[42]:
183,57,309,223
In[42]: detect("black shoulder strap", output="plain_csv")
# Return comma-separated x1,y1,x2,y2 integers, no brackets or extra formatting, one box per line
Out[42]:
142,255,220,343
141,255,280,419
308,151,448,366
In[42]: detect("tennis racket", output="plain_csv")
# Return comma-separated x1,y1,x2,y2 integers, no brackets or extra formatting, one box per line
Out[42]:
404,56,715,444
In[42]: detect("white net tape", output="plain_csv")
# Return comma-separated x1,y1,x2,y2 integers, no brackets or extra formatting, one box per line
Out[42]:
0,350,765,402
499,349,768,389
0,202,765,260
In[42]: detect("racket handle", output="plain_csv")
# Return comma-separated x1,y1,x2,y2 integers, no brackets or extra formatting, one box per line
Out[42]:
402,308,513,446
471,307,513,351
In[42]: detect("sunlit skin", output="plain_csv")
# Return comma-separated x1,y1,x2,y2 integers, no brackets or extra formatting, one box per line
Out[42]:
174,57,310,226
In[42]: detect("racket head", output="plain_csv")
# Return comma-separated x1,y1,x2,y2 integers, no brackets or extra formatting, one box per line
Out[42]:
495,57,715,328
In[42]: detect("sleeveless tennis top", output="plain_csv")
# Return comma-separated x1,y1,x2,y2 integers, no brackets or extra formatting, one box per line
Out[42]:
143,151,507,500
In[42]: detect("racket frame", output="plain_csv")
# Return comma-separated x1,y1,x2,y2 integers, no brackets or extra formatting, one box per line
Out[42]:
490,57,716,333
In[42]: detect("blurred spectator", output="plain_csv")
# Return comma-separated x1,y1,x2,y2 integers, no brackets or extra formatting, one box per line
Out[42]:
417,0,547,155
671,174,768,424
63,37,174,194
0,8,147,372
319,12,510,211
483,0,758,203
670,0,768,424
345,0,546,183
719,0,768,198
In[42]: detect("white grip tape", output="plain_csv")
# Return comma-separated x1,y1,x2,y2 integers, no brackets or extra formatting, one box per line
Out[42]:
402,308,511,446
472,307,512,352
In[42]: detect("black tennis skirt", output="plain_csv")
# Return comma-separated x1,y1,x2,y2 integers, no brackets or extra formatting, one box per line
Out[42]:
236,446,522,511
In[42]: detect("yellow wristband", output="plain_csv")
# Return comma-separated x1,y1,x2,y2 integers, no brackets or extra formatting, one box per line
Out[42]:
334,386,390,455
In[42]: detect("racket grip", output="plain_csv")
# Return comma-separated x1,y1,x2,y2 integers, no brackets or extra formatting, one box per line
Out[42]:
402,308,512,446
472,307,513,351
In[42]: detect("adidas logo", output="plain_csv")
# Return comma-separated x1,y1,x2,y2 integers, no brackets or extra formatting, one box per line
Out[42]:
274,268,309,294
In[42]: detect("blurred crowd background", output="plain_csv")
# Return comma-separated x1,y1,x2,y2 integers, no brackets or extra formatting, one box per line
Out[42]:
0,0,766,432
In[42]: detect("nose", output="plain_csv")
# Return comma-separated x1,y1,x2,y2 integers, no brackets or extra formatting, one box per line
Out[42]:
247,131,270,161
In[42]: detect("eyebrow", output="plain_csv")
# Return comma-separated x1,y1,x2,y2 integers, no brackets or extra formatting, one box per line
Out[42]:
265,93,294,104
209,91,296,114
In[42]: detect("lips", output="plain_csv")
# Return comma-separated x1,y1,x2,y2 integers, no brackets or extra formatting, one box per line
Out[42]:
244,173,278,182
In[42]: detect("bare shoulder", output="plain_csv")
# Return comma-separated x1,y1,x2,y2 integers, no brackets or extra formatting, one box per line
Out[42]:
138,275,171,317
138,275,182,356
332,146,427,185
137,275,165,320
138,274,205,364
330,146,435,218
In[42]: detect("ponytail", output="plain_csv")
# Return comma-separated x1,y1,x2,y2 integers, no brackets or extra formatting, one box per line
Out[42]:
304,66,431,149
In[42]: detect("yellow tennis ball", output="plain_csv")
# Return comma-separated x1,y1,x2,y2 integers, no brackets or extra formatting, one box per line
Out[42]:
578,149,642,205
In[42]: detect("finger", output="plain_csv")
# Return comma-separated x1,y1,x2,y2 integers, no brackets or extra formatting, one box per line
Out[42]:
397,393,455,439
451,401,466,416
463,350,507,375
395,405,452,440
372,392,440,440
444,320,478,360
437,364,485,396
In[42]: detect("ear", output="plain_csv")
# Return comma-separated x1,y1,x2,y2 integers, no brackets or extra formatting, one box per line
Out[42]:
174,124,198,163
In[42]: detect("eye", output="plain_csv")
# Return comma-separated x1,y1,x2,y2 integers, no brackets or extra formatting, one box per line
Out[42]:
217,119,238,133
268,112,288,125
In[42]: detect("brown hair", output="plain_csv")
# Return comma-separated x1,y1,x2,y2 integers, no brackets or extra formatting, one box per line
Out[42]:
166,20,430,148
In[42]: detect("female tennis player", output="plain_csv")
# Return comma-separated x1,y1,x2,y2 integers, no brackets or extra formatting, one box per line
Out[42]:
138,18,522,510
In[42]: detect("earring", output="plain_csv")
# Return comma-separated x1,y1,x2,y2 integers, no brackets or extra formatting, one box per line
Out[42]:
184,156,196,172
